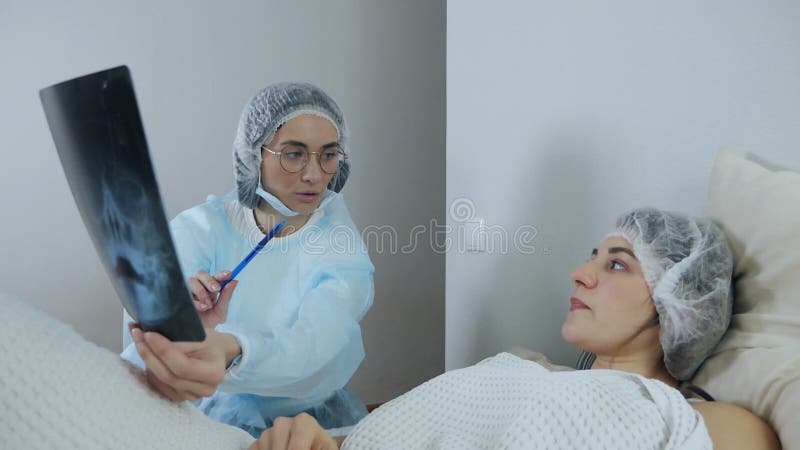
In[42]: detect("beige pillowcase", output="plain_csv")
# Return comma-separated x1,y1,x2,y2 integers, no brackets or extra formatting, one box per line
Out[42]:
691,150,800,449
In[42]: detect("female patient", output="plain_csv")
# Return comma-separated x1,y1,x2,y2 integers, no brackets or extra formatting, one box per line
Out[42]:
134,208,781,449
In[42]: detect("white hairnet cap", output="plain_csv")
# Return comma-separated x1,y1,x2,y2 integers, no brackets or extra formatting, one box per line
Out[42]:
232,82,351,209
610,207,734,381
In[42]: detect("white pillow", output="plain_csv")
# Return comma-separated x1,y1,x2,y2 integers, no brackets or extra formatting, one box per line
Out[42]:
691,150,800,449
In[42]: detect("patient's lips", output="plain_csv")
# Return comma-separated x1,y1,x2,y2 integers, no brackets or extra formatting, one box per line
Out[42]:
570,297,590,311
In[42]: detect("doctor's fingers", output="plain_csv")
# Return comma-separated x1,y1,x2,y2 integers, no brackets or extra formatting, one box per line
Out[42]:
142,331,225,385
188,276,214,310
134,339,219,400
136,341,215,402
213,280,238,311
213,269,232,282
128,321,139,334
195,270,222,293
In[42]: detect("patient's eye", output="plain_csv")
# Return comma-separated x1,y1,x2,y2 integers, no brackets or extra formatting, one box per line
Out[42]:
610,260,626,271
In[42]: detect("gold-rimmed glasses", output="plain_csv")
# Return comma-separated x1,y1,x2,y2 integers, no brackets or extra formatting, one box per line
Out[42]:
262,144,346,174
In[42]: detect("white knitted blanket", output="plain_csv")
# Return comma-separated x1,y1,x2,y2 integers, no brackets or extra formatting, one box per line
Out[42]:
343,353,712,450
0,293,255,450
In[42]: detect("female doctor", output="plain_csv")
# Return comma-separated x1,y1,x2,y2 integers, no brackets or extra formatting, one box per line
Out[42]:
122,82,375,438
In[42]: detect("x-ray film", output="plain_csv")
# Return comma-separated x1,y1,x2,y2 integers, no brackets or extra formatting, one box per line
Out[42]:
40,66,205,342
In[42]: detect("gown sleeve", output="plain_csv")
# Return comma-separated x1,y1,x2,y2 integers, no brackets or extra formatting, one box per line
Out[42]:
215,246,374,398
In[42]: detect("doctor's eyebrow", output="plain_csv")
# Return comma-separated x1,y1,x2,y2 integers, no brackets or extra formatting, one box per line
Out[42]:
279,140,341,149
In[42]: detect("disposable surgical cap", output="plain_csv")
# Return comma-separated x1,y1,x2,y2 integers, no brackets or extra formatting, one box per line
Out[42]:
609,207,734,381
233,82,351,210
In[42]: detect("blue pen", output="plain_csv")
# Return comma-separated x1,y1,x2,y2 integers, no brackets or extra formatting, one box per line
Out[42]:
217,220,285,296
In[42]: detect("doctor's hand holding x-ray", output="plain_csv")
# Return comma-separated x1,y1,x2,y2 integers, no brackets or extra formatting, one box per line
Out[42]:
128,272,239,402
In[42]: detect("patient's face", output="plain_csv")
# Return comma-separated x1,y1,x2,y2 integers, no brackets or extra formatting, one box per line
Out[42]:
561,236,660,357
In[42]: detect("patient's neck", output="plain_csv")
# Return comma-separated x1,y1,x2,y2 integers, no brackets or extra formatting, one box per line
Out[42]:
592,351,677,388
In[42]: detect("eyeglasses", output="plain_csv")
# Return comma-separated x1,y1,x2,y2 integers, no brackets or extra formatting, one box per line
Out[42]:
262,145,346,174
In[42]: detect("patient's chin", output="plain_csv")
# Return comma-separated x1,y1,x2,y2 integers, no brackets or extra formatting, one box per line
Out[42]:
560,319,581,346
561,315,596,350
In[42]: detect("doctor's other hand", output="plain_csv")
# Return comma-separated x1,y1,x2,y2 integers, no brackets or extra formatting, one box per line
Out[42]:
188,269,238,328
250,413,340,450
130,326,241,402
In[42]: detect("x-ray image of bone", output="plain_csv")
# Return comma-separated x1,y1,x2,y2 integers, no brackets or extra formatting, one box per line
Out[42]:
99,169,177,324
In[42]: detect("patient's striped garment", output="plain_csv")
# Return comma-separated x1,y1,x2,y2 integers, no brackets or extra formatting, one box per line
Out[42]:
343,353,712,450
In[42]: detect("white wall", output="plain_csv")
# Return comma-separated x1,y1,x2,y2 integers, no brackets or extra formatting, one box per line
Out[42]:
447,1,800,370
0,0,445,403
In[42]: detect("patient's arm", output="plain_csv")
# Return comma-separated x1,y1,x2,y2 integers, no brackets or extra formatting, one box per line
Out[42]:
249,413,339,450
692,401,781,450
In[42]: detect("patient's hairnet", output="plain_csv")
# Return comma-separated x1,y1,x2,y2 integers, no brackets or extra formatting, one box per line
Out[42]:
610,208,733,381
233,82,351,209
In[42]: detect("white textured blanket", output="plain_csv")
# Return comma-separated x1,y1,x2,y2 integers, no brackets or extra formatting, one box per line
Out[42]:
343,353,711,450
0,293,255,450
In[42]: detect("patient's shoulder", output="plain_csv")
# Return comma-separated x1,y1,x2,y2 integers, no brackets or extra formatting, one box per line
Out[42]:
506,347,576,372
691,401,781,450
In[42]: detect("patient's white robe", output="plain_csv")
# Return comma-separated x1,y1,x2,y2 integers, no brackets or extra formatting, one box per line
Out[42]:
343,353,711,450
0,293,254,450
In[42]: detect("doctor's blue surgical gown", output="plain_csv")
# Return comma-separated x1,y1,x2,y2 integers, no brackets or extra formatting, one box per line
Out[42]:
121,191,375,437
